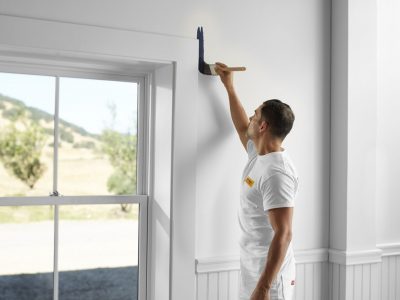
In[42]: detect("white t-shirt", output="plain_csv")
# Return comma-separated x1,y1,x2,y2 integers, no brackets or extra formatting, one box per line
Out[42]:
238,139,299,299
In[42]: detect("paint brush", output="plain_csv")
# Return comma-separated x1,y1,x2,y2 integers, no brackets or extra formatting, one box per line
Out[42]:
204,64,246,75
197,26,246,76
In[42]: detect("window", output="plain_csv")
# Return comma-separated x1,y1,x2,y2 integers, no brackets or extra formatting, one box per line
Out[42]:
0,70,148,300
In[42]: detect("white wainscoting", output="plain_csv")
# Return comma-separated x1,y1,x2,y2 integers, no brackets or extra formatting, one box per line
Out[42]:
365,243,400,300
327,248,382,300
380,245,400,300
196,249,330,300
195,244,400,300
327,262,381,300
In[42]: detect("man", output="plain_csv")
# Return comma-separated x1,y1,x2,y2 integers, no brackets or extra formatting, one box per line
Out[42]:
215,62,298,300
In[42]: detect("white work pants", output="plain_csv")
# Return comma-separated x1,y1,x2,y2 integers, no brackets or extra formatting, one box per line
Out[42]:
239,255,296,300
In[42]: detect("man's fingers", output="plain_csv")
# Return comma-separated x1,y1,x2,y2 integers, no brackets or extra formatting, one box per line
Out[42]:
214,66,225,76
215,64,229,75
215,62,228,68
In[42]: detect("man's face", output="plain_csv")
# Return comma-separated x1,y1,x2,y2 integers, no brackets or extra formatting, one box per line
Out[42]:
246,105,264,139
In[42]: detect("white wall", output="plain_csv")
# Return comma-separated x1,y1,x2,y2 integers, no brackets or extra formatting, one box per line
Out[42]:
0,0,331,259
193,0,331,257
191,0,331,258
377,0,400,245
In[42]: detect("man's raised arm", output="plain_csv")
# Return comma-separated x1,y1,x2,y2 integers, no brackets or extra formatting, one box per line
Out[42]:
215,62,250,150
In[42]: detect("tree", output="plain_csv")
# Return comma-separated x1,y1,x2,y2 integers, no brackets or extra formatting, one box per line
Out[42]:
100,102,137,211
0,107,47,188
101,128,137,193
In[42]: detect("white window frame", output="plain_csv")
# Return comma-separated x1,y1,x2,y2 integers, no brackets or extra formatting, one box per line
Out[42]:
0,14,198,300
0,61,150,300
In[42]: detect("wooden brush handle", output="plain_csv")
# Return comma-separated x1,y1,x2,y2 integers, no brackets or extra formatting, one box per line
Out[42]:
226,67,246,71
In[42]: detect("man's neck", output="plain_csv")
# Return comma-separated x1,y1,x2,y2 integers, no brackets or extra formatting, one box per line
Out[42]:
253,138,283,155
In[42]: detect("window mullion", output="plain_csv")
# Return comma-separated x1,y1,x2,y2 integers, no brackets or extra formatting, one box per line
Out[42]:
53,76,60,300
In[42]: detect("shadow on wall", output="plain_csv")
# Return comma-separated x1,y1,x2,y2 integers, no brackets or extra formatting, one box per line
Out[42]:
0,266,138,300
196,74,233,165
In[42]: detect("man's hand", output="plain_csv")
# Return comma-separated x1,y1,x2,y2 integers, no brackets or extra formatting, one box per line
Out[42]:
250,285,270,300
214,62,234,90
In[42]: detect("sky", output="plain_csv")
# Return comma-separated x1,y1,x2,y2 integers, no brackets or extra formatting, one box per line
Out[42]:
0,72,138,135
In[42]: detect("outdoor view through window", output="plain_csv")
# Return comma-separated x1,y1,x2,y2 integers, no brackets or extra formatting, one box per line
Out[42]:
0,72,140,300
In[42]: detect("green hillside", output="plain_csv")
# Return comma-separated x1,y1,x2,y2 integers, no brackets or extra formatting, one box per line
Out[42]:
0,93,100,140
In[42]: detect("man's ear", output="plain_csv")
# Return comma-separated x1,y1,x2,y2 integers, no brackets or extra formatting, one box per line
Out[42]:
259,120,268,133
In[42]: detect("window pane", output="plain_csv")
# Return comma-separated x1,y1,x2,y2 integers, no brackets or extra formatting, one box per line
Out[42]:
0,206,54,299
58,77,138,196
0,72,55,197
58,204,139,300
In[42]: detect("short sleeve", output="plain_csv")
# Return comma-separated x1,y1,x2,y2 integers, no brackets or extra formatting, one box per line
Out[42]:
246,139,257,159
260,172,296,211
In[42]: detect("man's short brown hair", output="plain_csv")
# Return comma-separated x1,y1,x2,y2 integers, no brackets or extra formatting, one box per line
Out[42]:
261,99,295,140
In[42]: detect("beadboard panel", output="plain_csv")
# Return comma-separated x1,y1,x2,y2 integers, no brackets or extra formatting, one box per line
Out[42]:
197,270,240,300
380,255,400,300
196,259,329,300
328,262,381,300
196,246,400,300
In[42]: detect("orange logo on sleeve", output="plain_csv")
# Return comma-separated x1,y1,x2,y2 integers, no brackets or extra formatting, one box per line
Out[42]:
244,176,254,187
